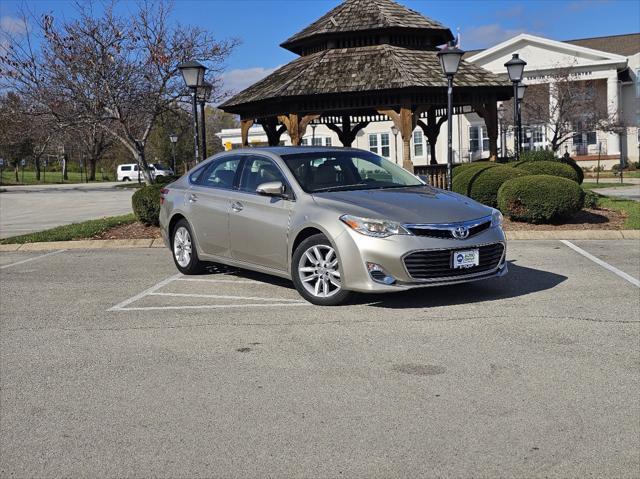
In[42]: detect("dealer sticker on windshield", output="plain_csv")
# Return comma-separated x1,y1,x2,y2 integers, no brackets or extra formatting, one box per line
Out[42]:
452,249,479,269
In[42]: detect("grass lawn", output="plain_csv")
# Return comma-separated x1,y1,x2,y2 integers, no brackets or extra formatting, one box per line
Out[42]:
597,196,640,229
582,182,635,190
0,170,111,185
584,171,640,179
0,214,137,244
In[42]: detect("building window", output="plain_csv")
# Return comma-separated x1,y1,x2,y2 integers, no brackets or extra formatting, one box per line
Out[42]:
368,134,378,154
325,137,332,146
413,130,424,157
380,133,390,157
301,138,308,145
469,125,488,152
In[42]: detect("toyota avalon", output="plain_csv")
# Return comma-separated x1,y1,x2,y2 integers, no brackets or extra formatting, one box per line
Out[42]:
159,147,507,305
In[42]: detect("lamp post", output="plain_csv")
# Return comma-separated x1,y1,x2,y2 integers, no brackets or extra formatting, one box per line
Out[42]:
497,105,506,158
437,42,464,191
311,124,317,145
197,81,212,161
391,125,399,165
169,133,178,173
516,82,527,156
504,53,527,161
178,60,207,164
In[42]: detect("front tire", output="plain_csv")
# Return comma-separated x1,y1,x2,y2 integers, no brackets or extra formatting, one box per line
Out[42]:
171,219,203,274
291,234,352,306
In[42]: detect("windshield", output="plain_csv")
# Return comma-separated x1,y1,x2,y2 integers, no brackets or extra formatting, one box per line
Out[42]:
152,163,169,170
281,151,424,193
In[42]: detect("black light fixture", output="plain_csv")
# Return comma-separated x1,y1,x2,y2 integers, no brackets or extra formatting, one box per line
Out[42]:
169,133,178,173
437,42,464,190
197,81,213,161
178,60,207,164
504,53,527,161
516,83,528,154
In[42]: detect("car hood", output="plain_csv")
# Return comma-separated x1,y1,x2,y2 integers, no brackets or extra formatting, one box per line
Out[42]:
311,186,492,224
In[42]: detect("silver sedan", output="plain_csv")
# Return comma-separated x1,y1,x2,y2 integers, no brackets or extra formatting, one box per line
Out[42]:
159,147,507,305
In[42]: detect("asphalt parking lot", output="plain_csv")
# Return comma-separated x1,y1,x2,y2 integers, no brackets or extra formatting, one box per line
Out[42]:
1,240,639,478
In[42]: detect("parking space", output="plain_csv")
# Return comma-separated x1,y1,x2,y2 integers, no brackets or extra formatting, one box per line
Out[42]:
1,240,638,477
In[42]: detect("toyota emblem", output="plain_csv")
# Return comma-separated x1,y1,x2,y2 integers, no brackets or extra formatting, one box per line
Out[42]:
452,225,469,239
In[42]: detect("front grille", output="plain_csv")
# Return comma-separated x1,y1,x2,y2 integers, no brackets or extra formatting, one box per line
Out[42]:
403,243,505,280
407,219,491,239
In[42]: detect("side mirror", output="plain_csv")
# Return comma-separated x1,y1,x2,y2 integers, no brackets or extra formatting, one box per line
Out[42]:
256,181,287,198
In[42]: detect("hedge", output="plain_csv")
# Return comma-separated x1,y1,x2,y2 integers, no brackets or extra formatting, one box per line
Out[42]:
516,160,580,183
467,166,529,207
451,161,496,179
519,150,556,162
132,184,163,226
497,175,584,224
452,163,498,195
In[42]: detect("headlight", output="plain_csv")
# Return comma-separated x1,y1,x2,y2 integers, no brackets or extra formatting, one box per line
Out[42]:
491,209,503,228
340,214,411,238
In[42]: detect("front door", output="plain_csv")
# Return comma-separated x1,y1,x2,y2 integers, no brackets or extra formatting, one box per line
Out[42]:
229,155,293,272
188,155,242,257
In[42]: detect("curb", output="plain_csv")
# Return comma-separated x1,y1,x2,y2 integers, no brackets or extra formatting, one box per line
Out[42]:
0,232,637,252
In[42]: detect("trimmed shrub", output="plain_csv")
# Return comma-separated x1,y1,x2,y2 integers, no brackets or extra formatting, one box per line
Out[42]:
451,161,495,178
497,175,585,224
520,150,556,162
516,160,580,183
452,163,499,195
557,156,584,184
583,189,601,209
467,166,529,207
132,184,162,226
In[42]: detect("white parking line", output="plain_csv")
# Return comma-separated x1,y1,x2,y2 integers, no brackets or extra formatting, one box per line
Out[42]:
0,249,66,270
149,291,305,303
117,303,307,311
176,278,262,284
560,240,640,288
108,273,182,311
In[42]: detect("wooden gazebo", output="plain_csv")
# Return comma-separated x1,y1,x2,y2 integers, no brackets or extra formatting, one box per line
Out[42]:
219,0,513,171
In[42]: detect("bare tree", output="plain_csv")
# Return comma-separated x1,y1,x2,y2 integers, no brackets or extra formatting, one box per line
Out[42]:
1,2,237,183
501,66,618,153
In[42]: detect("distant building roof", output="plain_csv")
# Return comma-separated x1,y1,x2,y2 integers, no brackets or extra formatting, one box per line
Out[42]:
463,32,640,58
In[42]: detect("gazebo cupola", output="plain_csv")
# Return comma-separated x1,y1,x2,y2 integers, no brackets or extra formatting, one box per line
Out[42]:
220,0,513,170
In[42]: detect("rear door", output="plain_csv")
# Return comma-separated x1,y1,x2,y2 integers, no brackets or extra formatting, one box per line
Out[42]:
228,155,293,272
187,155,242,257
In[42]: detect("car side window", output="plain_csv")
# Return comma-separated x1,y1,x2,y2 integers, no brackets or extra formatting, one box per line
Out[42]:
121,165,131,171
199,156,242,189
239,156,286,193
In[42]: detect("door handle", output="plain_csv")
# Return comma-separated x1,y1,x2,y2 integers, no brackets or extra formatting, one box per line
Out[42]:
231,201,243,212
188,193,197,203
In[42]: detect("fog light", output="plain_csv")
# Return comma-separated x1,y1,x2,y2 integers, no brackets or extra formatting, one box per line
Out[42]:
366,262,396,285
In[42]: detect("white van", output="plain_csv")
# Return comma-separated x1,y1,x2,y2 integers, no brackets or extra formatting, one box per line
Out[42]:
117,163,173,181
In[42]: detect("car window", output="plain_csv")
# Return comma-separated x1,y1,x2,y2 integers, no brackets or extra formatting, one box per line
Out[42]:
121,165,131,171
199,156,242,189
239,156,285,193
282,151,423,193
133,165,139,171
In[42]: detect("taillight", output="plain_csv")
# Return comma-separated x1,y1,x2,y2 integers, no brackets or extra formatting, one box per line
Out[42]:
160,188,169,205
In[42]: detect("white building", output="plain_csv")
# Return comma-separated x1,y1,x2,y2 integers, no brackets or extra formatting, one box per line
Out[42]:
218,33,639,171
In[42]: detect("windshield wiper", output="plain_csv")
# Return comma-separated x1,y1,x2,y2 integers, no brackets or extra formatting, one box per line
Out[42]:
312,183,368,192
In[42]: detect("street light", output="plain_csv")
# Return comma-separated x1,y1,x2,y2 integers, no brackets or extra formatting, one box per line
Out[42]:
391,125,399,165
497,105,506,158
196,81,213,161
516,83,528,156
504,53,527,160
311,124,317,145
169,133,178,173
437,42,464,190
178,60,207,164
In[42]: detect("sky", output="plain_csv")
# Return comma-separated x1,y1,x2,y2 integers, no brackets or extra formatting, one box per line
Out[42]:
1,0,639,94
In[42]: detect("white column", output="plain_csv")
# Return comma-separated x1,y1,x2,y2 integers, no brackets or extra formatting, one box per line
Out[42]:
606,73,620,156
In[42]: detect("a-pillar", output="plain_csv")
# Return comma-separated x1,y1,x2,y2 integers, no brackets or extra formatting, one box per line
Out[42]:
606,73,621,157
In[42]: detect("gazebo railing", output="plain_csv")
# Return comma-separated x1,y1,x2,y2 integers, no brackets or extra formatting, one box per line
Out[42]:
414,164,448,189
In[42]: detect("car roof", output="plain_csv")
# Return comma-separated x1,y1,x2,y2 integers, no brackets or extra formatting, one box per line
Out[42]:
226,146,364,156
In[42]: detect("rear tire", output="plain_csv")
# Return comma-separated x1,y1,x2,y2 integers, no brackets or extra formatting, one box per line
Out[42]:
291,234,352,306
122,177,130,182
171,219,204,275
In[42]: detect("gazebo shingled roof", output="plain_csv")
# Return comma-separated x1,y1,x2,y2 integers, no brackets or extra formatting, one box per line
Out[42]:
219,0,513,170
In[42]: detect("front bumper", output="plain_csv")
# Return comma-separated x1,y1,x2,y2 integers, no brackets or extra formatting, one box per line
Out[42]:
334,225,507,293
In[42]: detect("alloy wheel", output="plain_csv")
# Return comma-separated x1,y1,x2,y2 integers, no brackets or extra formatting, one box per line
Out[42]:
173,226,192,268
297,244,342,298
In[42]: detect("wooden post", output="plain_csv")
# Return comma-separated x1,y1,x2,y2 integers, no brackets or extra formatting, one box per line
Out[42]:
240,119,254,147
278,113,320,145
379,101,419,172
261,117,287,146
474,100,499,161
326,114,369,147
417,107,447,165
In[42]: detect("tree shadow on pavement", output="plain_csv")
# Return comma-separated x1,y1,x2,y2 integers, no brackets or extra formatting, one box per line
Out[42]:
360,261,567,309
